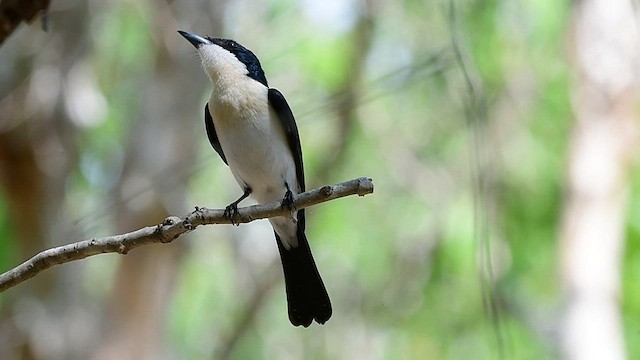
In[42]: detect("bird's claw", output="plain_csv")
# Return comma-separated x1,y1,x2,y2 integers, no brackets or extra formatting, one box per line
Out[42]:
281,189,295,209
224,203,240,226
281,189,297,221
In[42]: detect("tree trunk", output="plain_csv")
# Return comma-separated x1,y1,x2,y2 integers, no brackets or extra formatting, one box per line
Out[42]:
560,0,639,359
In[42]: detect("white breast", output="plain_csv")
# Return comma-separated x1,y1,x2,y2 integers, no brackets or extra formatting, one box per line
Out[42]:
209,82,298,205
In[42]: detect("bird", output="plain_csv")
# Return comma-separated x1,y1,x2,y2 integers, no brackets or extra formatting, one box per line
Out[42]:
178,30,331,327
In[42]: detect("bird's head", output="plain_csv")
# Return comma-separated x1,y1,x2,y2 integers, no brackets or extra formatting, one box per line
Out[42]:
178,30,268,87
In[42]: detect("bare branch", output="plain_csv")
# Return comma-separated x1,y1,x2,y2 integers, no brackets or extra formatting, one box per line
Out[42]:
0,177,374,293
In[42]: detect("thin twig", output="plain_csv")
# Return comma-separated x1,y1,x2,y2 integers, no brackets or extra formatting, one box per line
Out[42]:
447,0,505,357
0,177,374,293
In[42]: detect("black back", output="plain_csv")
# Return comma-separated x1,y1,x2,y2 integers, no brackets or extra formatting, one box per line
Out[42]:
268,88,305,194
204,104,228,165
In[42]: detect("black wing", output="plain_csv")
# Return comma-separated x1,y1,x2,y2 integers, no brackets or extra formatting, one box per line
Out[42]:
268,88,305,192
204,103,228,165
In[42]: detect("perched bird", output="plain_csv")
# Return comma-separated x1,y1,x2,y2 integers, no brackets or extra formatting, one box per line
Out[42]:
178,30,331,327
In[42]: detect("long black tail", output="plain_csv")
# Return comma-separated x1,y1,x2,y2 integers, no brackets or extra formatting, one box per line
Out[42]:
274,210,332,327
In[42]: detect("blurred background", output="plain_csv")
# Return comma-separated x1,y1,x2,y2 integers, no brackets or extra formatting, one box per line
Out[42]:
0,0,638,358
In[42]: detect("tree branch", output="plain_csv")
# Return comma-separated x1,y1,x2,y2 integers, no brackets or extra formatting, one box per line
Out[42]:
0,177,374,293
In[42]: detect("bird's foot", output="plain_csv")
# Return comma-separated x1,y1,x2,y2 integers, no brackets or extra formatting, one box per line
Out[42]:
224,203,241,226
224,187,252,226
281,189,297,221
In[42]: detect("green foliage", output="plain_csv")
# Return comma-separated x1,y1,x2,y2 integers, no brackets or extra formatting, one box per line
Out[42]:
623,168,640,356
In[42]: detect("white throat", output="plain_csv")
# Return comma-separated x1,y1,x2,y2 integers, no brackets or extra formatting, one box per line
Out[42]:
198,45,248,92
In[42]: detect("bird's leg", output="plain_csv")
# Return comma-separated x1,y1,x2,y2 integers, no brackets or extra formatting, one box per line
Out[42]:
281,182,297,221
224,187,252,226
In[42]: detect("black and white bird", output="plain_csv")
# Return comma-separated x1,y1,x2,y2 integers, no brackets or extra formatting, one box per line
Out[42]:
178,30,331,327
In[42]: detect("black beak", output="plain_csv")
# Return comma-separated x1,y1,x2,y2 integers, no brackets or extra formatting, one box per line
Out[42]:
178,30,210,48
